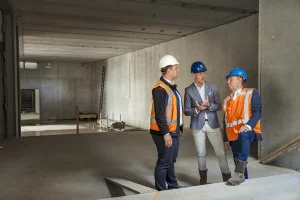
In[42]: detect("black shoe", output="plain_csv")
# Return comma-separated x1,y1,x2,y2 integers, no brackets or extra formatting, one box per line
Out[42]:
168,184,184,190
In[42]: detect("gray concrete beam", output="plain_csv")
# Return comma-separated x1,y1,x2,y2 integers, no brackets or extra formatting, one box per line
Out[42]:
23,30,164,44
23,44,130,54
20,12,199,36
23,37,146,50
15,0,257,14
20,56,104,63
22,24,179,40
14,1,229,27
133,0,259,11
23,51,119,58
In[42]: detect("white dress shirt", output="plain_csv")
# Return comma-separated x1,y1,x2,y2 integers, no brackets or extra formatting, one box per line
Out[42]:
232,88,242,100
194,82,208,119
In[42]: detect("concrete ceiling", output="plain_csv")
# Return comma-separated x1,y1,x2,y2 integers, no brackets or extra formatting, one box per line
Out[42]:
11,0,258,62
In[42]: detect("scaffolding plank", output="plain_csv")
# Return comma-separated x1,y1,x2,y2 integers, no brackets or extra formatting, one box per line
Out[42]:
260,136,300,164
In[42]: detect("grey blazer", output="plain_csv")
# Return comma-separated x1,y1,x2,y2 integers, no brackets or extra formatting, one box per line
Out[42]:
184,81,222,130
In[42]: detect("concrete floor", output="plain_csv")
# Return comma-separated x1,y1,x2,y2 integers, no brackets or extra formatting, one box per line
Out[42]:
21,119,142,137
103,173,300,200
0,129,296,200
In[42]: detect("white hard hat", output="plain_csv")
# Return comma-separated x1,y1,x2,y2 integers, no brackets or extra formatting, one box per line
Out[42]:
159,55,179,69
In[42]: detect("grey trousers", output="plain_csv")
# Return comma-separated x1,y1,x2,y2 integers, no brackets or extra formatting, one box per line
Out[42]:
192,122,230,174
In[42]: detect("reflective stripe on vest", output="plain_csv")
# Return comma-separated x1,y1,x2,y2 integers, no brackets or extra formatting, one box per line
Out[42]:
224,89,252,128
150,80,178,132
223,88,262,141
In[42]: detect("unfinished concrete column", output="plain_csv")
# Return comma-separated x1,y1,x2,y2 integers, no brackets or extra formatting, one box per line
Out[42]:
0,8,20,139
259,0,300,169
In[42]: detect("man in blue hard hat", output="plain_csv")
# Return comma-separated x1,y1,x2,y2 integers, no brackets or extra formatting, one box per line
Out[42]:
223,68,262,186
184,61,231,185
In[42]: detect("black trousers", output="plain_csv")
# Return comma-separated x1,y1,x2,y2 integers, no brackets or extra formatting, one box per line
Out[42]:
151,134,180,190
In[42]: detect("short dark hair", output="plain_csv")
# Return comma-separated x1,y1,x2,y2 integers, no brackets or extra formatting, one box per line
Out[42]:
161,65,173,75
237,75,245,85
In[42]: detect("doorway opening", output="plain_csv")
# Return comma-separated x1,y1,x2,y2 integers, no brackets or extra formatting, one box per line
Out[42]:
20,89,40,121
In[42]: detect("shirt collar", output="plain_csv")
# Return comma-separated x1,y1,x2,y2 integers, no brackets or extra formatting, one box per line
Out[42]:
232,87,243,97
163,77,175,85
194,82,205,89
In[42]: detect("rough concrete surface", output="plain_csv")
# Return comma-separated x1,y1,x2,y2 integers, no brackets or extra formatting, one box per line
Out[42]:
0,129,296,200
102,173,300,200
20,62,96,120
259,0,300,169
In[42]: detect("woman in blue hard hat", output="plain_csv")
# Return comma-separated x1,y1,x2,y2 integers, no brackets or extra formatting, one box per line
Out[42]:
222,68,262,186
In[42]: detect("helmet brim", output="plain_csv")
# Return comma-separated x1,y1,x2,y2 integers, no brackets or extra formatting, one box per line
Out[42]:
159,62,180,69
225,74,247,82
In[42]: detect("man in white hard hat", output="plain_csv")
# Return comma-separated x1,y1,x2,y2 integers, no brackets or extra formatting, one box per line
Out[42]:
150,55,183,191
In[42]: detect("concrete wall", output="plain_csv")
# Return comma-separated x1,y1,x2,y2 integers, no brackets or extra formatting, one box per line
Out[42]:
35,89,40,114
94,14,258,129
20,62,95,120
0,11,5,138
93,63,105,117
0,0,14,12
259,0,300,169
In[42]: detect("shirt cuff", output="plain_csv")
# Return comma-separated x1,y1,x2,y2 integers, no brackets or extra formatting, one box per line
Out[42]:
195,108,198,114
245,125,252,131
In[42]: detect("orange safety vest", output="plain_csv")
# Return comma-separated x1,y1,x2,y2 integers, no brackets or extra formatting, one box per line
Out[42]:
150,80,181,133
222,88,262,141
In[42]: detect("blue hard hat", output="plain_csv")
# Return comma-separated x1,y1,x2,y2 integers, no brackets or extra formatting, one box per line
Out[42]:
225,68,247,81
191,61,207,73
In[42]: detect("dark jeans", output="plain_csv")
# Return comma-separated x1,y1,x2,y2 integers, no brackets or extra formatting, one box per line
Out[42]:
151,134,180,191
230,131,256,179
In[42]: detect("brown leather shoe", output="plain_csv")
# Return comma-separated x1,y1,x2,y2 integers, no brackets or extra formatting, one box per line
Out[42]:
222,173,231,182
199,170,208,185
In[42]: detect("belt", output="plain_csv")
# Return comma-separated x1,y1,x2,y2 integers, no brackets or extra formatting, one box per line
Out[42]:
205,119,208,121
